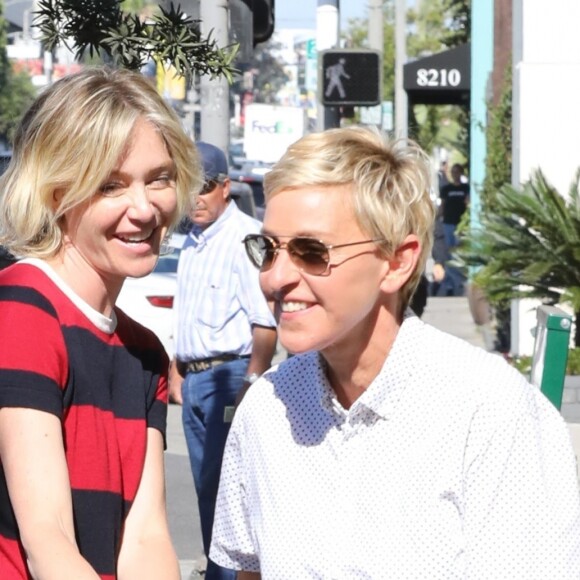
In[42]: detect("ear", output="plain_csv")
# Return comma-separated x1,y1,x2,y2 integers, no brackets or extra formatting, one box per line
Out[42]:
379,234,421,294
52,189,65,213
221,177,231,202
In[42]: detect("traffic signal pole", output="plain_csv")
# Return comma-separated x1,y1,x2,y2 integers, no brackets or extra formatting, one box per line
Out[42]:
200,0,230,152
317,0,340,130
368,0,383,59
394,0,408,138
368,0,383,130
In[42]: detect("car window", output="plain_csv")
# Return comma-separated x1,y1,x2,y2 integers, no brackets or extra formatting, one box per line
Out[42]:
0,153,11,177
230,142,244,157
153,250,181,273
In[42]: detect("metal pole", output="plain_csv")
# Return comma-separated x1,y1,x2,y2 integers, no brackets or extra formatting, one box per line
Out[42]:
394,0,408,138
200,0,230,151
368,0,383,53
368,0,384,129
317,0,340,130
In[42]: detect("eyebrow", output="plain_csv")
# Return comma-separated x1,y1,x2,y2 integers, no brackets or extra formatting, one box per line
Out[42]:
107,161,177,181
260,230,336,241
148,162,177,178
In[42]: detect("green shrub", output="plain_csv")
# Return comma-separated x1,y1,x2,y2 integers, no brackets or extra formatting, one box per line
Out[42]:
566,347,580,375
456,168,580,347
510,355,532,377
510,347,580,377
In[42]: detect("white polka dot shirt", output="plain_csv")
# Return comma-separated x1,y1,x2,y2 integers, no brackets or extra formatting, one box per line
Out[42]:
211,314,580,579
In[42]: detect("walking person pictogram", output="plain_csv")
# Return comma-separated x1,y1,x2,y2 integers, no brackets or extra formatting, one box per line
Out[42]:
325,58,350,99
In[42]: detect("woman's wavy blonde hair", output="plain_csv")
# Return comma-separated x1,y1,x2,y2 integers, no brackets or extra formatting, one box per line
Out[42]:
264,126,436,311
0,66,202,258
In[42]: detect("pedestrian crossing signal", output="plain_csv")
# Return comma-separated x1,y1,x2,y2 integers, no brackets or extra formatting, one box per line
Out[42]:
319,49,382,107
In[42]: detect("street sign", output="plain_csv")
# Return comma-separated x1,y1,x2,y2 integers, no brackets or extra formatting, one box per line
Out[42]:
318,49,382,107
382,101,393,131
360,104,382,126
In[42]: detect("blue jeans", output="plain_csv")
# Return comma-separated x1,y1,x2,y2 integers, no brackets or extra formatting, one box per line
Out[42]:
439,222,465,296
442,222,458,249
181,358,249,580
435,265,466,297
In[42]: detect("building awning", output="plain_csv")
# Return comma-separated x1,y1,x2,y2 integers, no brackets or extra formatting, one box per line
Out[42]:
403,44,470,106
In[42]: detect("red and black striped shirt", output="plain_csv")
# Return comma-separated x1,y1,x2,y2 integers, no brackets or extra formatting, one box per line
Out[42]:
0,261,169,579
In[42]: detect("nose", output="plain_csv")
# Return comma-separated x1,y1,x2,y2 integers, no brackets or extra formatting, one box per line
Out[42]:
126,184,156,222
259,246,302,298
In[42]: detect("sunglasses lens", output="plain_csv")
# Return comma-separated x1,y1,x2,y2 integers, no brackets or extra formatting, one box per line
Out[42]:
245,235,275,269
200,179,217,194
288,238,329,275
244,235,330,275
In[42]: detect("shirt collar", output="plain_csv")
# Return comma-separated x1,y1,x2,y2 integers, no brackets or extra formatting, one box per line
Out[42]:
19,258,117,334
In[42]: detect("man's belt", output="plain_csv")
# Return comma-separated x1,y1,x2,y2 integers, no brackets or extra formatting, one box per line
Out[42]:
182,354,250,374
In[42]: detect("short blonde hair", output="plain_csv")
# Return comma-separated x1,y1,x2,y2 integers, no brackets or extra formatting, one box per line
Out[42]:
264,126,436,310
0,67,202,258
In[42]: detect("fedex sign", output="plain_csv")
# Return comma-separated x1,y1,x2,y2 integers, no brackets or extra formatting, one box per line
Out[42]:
244,104,307,163
251,119,297,134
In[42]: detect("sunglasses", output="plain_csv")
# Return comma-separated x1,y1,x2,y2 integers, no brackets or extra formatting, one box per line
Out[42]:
243,234,382,276
200,179,223,195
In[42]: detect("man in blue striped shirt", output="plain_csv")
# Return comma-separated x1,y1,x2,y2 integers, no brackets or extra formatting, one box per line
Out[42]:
169,142,277,580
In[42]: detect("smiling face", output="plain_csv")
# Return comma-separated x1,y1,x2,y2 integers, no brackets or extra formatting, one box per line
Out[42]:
259,185,392,357
52,119,178,306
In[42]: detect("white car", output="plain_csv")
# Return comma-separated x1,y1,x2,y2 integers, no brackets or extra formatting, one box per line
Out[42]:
116,234,185,355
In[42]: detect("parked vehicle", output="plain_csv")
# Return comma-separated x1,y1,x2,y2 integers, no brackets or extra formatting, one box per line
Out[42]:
229,139,246,170
229,163,271,220
230,179,259,220
116,234,185,355
0,151,11,175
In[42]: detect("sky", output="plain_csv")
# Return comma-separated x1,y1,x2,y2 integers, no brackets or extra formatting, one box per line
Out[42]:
276,0,368,31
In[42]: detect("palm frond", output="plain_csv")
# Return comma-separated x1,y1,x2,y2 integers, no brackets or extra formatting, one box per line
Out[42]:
456,168,580,312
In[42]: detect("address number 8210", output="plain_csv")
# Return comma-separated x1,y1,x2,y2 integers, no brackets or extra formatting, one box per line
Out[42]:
416,68,461,87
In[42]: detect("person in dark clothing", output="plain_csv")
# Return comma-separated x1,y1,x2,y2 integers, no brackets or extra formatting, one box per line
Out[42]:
438,163,468,296
431,216,448,290
439,163,469,249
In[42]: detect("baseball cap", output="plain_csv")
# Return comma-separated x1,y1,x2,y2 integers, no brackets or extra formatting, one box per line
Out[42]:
196,141,228,181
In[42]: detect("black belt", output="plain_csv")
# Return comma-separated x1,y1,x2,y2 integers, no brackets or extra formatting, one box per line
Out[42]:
183,354,250,374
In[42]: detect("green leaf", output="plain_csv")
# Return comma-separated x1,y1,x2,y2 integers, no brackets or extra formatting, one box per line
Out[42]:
34,1,237,80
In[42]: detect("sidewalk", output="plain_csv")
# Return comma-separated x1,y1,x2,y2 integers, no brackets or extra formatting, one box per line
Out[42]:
422,296,487,349
423,296,580,478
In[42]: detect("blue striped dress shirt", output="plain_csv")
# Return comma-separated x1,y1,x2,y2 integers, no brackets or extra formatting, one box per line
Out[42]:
173,201,275,361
